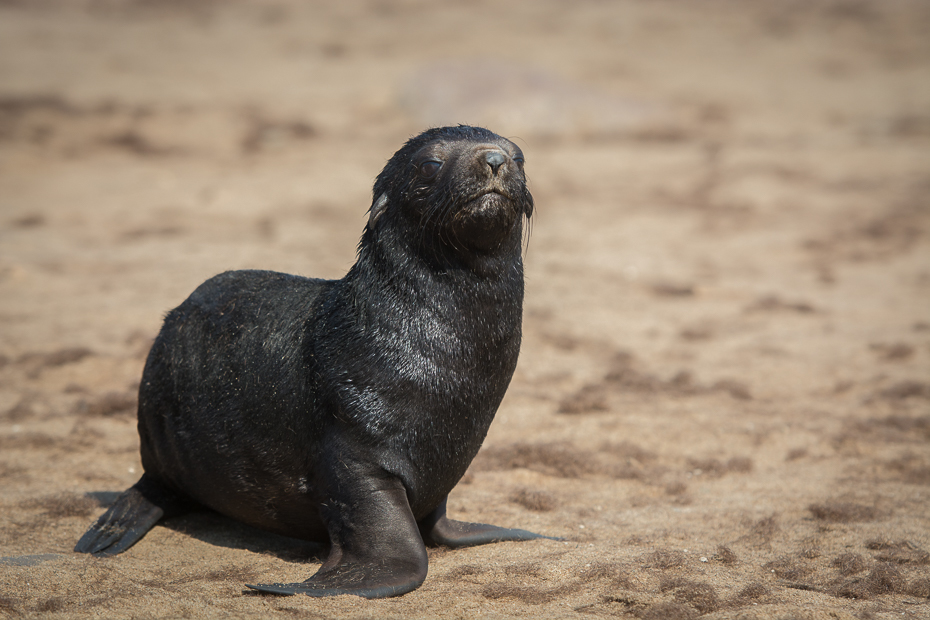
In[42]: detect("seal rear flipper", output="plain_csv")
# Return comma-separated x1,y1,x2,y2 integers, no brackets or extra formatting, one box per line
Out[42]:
419,496,561,548
247,477,427,598
74,474,187,556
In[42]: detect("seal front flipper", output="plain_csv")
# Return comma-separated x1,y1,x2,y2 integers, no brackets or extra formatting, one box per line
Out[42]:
247,476,428,599
419,496,561,548
74,474,188,556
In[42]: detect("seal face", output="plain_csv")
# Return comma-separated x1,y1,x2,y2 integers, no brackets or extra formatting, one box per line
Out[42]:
74,126,551,598
387,131,530,254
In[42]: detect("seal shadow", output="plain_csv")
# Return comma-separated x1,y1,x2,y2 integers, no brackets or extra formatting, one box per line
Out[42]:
83,491,327,563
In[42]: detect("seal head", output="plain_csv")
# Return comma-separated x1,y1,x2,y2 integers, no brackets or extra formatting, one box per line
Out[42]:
368,125,533,257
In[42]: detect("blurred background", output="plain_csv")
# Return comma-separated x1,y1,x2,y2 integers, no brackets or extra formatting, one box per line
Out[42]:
2,0,927,354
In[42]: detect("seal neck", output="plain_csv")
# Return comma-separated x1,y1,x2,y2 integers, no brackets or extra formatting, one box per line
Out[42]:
357,210,527,280
346,226,525,329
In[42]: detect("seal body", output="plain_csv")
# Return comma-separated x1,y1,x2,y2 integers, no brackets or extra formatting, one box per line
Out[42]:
75,126,546,598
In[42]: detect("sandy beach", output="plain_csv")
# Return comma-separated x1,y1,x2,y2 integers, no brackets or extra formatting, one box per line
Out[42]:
1,1,928,618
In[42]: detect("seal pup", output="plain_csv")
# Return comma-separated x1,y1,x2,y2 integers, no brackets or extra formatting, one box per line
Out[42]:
75,125,550,598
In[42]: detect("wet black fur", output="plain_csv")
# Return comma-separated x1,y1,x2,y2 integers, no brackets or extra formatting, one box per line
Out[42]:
76,126,544,598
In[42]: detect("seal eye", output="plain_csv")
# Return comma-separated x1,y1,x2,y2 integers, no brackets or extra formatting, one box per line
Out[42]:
418,160,442,180
512,155,525,167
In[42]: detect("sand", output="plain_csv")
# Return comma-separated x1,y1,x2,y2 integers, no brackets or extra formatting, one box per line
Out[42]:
1,1,928,618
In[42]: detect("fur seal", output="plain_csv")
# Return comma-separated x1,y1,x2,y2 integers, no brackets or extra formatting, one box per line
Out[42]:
74,126,551,598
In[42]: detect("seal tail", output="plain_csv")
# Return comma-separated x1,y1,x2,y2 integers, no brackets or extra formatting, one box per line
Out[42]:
74,474,185,556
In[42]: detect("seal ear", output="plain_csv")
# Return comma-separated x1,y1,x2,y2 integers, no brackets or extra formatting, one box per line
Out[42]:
369,192,389,227
523,190,534,218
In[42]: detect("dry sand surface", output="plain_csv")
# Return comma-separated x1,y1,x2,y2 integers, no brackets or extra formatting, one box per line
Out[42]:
1,1,929,618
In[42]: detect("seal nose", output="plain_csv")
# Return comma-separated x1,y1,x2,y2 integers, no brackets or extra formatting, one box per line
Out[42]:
485,151,506,175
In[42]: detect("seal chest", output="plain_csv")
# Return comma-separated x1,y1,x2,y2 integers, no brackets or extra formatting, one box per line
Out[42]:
75,126,552,598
